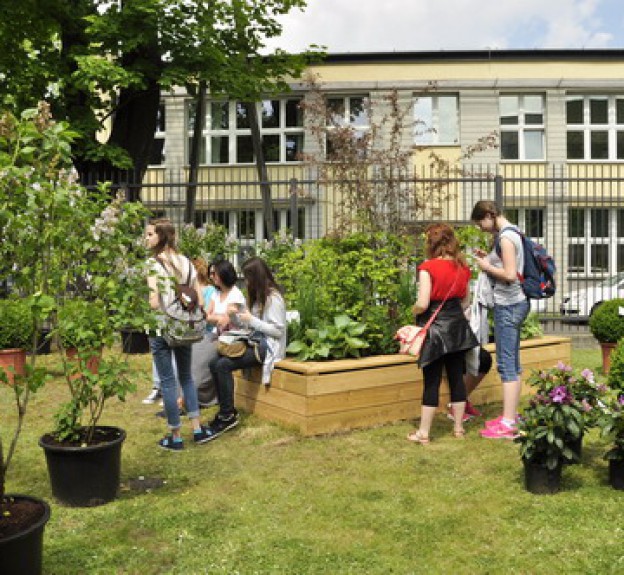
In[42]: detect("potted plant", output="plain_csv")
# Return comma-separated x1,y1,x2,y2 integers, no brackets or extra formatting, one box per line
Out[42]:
515,364,585,494
598,391,624,490
38,192,154,507
0,105,62,575
0,298,35,385
588,298,624,374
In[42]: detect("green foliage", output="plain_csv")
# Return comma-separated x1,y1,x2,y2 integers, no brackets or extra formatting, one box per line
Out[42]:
0,298,35,349
589,298,624,343
606,337,624,392
454,224,491,278
255,230,303,274
56,300,111,350
520,312,544,340
515,363,589,468
177,223,238,262
274,232,417,356
599,391,624,461
286,314,369,361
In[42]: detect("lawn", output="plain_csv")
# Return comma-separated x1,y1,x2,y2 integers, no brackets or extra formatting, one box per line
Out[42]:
2,344,622,574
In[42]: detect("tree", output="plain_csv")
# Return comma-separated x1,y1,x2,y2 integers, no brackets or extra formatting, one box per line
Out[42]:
0,0,321,197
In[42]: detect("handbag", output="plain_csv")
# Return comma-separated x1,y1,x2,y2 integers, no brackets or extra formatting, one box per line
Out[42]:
395,270,459,359
217,330,266,362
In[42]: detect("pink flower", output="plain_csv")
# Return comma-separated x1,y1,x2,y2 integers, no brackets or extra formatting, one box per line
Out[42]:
581,368,595,382
550,385,572,404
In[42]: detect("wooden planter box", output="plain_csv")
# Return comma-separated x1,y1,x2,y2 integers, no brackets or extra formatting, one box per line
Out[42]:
234,335,572,436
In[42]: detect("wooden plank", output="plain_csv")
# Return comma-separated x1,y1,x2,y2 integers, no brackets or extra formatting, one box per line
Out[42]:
277,354,417,376
235,379,308,415
235,394,304,431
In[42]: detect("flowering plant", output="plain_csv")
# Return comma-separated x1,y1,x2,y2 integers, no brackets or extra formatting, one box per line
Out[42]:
599,392,624,461
515,363,586,469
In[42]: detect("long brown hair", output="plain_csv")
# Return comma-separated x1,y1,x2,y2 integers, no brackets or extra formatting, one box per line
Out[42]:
470,200,501,222
424,223,467,267
149,218,182,277
241,256,282,313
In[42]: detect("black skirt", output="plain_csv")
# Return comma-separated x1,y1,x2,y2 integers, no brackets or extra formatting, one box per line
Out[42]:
416,298,478,368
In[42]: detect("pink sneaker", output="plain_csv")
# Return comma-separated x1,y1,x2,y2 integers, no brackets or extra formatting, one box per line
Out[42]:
480,421,518,439
465,401,482,417
447,404,472,423
485,415,504,428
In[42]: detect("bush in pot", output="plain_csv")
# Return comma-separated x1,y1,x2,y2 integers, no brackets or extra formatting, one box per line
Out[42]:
514,364,585,493
589,298,624,373
598,391,624,490
0,298,36,385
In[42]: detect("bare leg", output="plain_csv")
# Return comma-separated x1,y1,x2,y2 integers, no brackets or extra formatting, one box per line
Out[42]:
417,405,437,438
450,401,466,435
502,380,521,422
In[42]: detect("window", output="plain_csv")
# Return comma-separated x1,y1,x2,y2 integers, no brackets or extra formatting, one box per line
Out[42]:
567,208,624,274
325,95,370,159
148,102,166,165
188,98,304,165
413,94,459,145
499,95,545,160
505,208,545,239
566,95,624,160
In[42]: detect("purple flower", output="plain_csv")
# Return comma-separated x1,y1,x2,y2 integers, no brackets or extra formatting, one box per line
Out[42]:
550,385,571,404
597,384,608,393
619,395,624,406
581,398,592,413
557,361,573,372
581,368,595,382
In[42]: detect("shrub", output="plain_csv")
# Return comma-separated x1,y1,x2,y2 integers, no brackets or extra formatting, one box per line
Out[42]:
0,298,35,349
589,298,624,343
56,299,111,350
607,338,624,392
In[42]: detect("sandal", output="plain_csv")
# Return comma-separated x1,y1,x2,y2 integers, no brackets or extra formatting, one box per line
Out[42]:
453,429,466,439
407,430,430,444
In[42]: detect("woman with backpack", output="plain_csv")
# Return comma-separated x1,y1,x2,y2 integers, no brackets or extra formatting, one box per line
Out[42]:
146,219,212,450
470,200,530,440
203,256,287,441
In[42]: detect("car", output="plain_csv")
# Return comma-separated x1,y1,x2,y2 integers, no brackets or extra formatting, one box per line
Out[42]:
559,272,624,318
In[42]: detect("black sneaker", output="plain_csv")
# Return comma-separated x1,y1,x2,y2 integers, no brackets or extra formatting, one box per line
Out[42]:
158,435,184,451
193,425,215,445
207,412,239,439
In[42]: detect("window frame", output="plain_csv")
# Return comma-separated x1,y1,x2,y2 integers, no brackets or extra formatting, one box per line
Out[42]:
499,94,545,161
413,93,460,146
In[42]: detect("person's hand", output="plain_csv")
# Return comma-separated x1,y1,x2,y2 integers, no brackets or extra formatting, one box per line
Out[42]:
226,304,240,315
238,310,252,324
216,315,230,329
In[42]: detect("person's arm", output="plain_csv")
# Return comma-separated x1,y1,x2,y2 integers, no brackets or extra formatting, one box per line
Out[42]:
411,269,431,316
148,274,160,310
475,236,518,283
239,293,285,338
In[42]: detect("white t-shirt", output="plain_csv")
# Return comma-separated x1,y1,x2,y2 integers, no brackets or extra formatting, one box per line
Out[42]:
210,286,246,333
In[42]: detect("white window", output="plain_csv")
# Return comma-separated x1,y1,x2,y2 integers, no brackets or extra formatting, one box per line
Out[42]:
499,95,545,160
505,208,545,241
148,102,166,166
413,94,459,145
567,208,624,275
566,95,624,160
325,95,370,159
187,98,304,165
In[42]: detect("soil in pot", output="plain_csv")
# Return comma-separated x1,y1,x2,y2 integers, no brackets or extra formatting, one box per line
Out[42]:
0,495,51,575
609,459,624,490
39,426,126,507
523,459,563,494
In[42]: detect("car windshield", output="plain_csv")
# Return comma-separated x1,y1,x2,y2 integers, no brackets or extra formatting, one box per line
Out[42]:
600,272,624,287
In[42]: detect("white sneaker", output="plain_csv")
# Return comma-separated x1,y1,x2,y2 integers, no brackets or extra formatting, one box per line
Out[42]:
142,388,162,404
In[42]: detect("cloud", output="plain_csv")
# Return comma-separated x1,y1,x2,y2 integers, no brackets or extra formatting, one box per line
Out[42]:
263,0,618,53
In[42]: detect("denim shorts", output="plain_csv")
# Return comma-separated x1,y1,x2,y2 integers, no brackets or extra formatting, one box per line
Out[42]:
493,299,530,383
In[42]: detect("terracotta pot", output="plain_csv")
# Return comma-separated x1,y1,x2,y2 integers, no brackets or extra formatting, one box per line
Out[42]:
600,342,617,374
0,348,26,385
65,347,102,380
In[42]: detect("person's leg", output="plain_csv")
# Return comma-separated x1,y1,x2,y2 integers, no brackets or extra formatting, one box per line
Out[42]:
142,358,162,404
445,351,467,435
408,357,444,442
172,345,201,428
482,301,529,438
192,333,218,407
464,348,491,416
150,337,184,448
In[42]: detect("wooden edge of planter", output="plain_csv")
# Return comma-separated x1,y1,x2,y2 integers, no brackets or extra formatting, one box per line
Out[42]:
276,335,570,376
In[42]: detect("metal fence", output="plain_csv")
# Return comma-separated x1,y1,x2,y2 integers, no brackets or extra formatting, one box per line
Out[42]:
106,163,624,330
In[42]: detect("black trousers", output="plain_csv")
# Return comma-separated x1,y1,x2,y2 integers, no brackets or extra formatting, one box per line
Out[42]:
422,350,467,407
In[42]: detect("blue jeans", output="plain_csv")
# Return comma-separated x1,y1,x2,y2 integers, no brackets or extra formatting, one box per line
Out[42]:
149,336,199,430
493,299,530,383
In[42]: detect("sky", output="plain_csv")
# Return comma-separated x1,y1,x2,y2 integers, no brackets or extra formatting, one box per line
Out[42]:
263,0,624,54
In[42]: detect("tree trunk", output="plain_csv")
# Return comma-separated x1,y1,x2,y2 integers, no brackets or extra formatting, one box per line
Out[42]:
185,82,207,224
247,102,274,240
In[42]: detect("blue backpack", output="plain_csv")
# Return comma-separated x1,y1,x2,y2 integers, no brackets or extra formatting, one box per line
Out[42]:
495,227,556,300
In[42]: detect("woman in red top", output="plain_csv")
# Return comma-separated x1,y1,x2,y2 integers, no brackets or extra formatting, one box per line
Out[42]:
407,223,478,444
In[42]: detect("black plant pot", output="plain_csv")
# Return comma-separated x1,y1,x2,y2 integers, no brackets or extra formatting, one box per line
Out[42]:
120,329,150,354
39,426,126,507
0,494,51,575
523,459,562,494
609,459,624,490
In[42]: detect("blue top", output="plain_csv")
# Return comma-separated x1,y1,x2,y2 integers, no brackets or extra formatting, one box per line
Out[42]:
202,286,217,333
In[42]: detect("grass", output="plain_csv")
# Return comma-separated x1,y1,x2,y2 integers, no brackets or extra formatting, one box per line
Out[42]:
2,344,623,574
